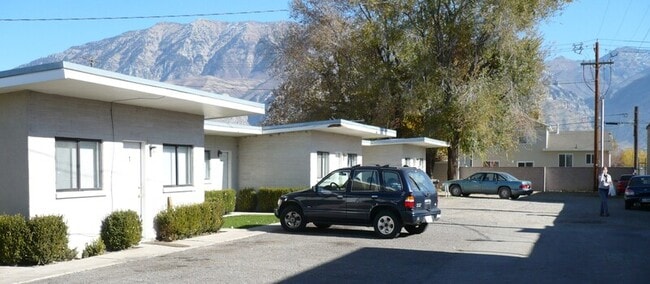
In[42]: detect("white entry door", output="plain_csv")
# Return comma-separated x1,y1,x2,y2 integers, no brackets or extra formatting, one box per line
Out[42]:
220,151,230,189
118,142,143,216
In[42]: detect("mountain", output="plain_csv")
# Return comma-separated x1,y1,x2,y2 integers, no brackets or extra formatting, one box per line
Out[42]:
21,20,649,151
545,48,650,151
24,20,290,124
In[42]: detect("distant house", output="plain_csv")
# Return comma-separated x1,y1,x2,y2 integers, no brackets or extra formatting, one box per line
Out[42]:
463,125,613,168
0,62,264,250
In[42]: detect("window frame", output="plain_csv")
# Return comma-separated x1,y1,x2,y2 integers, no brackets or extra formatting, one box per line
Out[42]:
55,137,102,192
204,150,211,180
517,161,534,167
347,153,358,167
586,153,594,165
163,144,194,187
559,153,573,167
317,151,330,180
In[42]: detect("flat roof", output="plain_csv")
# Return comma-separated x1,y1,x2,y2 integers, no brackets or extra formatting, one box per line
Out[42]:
362,137,450,148
0,62,265,118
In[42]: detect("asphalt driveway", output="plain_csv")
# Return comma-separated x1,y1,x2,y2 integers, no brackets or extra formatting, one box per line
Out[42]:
28,192,650,283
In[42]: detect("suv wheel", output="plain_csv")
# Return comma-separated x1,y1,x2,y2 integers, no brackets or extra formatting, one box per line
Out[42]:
450,185,462,197
280,205,306,232
373,210,402,239
404,223,428,234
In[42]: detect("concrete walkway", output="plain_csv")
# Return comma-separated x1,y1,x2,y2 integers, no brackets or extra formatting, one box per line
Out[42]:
1,213,276,284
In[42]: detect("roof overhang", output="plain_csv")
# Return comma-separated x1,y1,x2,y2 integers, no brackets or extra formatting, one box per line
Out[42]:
362,137,450,148
261,119,396,139
204,119,396,139
0,62,265,118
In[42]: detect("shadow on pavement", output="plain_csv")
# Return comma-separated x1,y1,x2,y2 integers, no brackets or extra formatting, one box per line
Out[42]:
276,192,650,283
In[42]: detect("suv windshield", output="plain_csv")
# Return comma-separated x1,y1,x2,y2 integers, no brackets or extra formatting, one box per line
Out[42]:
407,170,436,192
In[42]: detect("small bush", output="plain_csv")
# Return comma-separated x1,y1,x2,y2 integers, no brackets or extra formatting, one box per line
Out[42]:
82,238,106,258
100,210,142,252
205,189,236,214
154,202,223,241
0,214,29,265
24,215,69,265
235,188,257,212
257,188,303,212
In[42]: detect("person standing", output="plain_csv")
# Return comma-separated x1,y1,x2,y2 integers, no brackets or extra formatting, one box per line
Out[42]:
598,167,612,217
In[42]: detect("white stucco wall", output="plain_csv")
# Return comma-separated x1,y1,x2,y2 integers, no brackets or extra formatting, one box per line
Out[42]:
24,92,205,251
362,144,427,170
0,92,30,217
238,131,362,189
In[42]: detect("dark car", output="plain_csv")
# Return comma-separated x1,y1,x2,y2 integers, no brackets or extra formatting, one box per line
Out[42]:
441,171,533,200
624,175,650,210
274,165,441,239
616,174,634,195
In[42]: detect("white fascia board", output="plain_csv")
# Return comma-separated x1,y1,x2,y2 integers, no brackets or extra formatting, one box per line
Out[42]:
62,68,265,115
363,137,450,148
261,119,396,138
204,121,262,136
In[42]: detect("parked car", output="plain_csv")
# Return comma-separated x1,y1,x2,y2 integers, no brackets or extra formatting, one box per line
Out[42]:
441,171,533,200
274,165,441,239
616,174,634,195
624,175,650,210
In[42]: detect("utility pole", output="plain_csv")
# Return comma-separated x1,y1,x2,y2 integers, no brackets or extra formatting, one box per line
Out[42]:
634,106,639,173
581,41,613,191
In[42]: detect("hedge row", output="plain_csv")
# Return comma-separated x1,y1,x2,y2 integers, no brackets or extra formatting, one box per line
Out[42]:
205,189,236,214
154,202,223,242
232,187,305,213
0,215,74,266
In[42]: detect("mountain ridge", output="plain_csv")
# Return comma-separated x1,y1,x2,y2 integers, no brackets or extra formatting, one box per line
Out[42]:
21,19,649,150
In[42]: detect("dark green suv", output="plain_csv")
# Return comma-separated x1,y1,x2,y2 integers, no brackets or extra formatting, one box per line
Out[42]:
274,165,441,238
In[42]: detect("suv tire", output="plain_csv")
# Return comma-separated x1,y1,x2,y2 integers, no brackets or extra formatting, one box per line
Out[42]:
373,210,402,239
404,223,428,234
280,205,307,232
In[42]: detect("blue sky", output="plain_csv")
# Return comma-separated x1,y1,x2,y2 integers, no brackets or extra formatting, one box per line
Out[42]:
1,0,650,71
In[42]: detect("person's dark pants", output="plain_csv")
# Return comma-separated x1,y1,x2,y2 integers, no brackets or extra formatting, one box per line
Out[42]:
599,188,609,216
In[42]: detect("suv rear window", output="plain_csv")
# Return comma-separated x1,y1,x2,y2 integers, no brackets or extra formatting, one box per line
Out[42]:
407,170,436,193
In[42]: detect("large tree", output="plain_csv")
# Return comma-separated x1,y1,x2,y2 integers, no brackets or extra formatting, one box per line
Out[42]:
266,0,571,179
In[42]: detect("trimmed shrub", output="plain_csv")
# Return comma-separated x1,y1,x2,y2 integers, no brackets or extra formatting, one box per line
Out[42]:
82,238,106,258
205,189,236,214
154,202,223,242
235,188,257,212
0,214,29,265
24,215,70,265
257,188,303,212
100,210,142,251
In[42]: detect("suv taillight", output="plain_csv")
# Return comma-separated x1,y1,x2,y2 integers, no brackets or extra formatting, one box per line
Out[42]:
404,194,415,210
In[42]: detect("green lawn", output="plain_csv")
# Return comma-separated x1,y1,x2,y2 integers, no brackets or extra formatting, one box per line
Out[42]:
222,214,279,229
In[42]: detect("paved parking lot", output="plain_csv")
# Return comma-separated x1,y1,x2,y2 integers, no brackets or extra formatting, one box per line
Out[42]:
30,192,650,283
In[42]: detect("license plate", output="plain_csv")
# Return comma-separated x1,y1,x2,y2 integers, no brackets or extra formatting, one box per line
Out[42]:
425,215,434,223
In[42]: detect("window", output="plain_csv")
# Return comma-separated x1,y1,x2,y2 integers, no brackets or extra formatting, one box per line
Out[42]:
55,138,101,191
405,157,413,167
317,151,329,179
316,169,350,192
347,153,358,167
382,171,402,192
518,136,529,144
483,160,499,167
163,144,193,186
586,153,594,165
517,161,534,167
559,154,573,167
351,169,380,192
204,150,211,180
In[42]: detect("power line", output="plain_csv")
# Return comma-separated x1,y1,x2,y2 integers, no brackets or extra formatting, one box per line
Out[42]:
0,9,289,22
